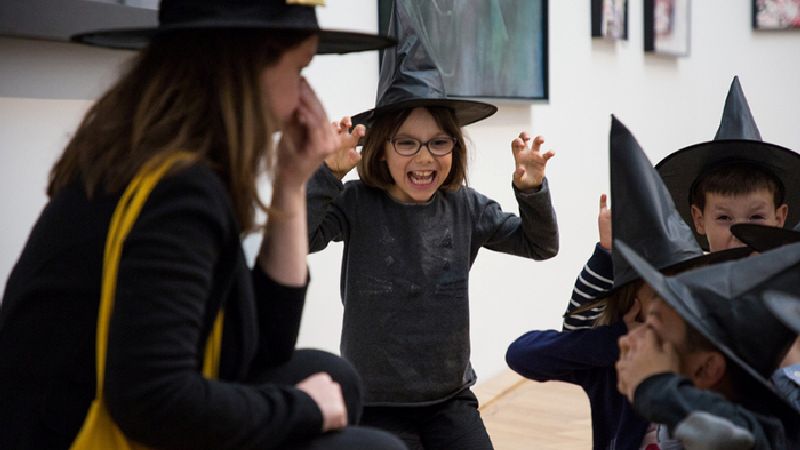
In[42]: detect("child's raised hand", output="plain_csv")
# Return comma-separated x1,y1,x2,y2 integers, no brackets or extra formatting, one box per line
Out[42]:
598,193,612,250
325,116,364,180
511,132,555,191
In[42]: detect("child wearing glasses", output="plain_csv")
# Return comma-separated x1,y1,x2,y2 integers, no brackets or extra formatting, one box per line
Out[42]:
305,2,557,448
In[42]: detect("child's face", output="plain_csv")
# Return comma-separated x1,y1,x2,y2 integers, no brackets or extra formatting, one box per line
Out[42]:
691,190,788,252
644,297,716,387
383,107,453,203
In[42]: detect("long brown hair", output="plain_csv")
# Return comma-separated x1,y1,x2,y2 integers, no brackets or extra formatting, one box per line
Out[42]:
357,106,468,191
48,29,312,232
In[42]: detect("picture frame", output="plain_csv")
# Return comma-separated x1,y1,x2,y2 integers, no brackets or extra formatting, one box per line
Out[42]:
591,0,629,41
643,0,691,56
0,0,156,44
377,0,549,101
752,0,800,30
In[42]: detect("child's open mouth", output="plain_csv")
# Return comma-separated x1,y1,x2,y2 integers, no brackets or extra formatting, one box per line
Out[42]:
408,170,436,186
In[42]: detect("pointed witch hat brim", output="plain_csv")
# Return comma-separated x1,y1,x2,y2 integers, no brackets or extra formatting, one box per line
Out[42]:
70,0,396,54
655,140,800,250
730,223,800,253
615,239,800,413
351,98,498,128
655,76,800,250
764,291,800,335
350,0,496,128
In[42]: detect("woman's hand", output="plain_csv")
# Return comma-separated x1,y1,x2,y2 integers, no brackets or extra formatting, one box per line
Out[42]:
296,372,348,432
275,78,342,189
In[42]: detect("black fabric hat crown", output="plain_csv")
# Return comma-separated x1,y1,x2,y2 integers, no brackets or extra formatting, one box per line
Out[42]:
655,76,800,250
350,0,496,127
615,239,800,409
731,222,800,253
608,116,704,289
764,291,800,335
71,0,396,54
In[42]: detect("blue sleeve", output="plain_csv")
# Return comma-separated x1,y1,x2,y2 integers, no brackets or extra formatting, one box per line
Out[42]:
563,242,614,330
505,322,626,385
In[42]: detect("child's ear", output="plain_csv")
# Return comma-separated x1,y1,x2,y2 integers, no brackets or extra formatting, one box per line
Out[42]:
691,352,726,389
690,205,707,235
775,203,789,227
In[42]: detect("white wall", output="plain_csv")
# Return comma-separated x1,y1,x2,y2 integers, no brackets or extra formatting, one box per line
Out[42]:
2,1,799,383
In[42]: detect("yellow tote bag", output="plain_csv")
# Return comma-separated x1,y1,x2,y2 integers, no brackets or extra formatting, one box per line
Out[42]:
71,152,224,450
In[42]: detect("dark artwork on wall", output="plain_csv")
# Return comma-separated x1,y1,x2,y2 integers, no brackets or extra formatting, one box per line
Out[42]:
643,0,691,56
753,0,800,30
378,0,549,100
0,0,156,43
591,0,628,40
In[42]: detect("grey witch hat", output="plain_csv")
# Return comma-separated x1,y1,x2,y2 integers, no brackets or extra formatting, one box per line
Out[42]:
731,222,800,253
615,239,800,412
567,117,748,317
71,0,396,54
764,291,800,335
655,76,800,250
350,0,496,127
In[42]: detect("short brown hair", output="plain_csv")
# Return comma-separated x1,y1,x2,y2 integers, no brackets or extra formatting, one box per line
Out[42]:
690,161,784,211
357,106,468,191
48,29,312,232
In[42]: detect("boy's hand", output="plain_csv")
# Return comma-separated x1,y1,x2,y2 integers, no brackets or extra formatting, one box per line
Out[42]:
511,132,555,191
325,116,364,180
599,193,612,250
616,326,679,402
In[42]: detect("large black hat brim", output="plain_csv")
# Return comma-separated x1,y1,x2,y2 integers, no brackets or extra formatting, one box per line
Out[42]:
615,241,795,411
730,223,800,253
351,98,498,128
72,25,395,54
764,291,800,335
566,246,751,318
656,139,800,250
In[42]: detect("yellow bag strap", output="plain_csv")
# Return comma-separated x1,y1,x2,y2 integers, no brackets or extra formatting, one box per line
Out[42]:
94,152,223,399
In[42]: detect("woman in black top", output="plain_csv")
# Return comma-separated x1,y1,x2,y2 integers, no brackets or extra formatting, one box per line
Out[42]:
0,1,404,449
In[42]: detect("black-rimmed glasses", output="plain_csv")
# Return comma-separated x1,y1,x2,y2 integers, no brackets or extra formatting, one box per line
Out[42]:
389,136,456,157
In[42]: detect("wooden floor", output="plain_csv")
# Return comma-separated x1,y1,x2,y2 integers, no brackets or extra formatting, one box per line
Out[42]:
474,370,592,450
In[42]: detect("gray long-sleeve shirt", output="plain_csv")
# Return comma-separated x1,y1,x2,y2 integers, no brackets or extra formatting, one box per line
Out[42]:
307,165,558,405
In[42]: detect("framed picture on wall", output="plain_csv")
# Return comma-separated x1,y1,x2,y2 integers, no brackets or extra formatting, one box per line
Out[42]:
0,0,156,44
377,0,549,100
643,0,691,56
753,0,800,30
591,0,628,40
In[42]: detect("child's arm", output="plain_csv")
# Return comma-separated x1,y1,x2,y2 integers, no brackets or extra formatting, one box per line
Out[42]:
506,321,627,385
617,327,794,449
633,374,791,450
563,194,614,330
475,133,558,259
306,117,362,253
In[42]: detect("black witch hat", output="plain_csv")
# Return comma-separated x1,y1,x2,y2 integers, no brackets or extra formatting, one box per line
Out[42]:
655,76,800,250
567,117,749,317
71,0,396,54
615,239,800,412
764,291,800,336
350,0,497,127
731,222,800,253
